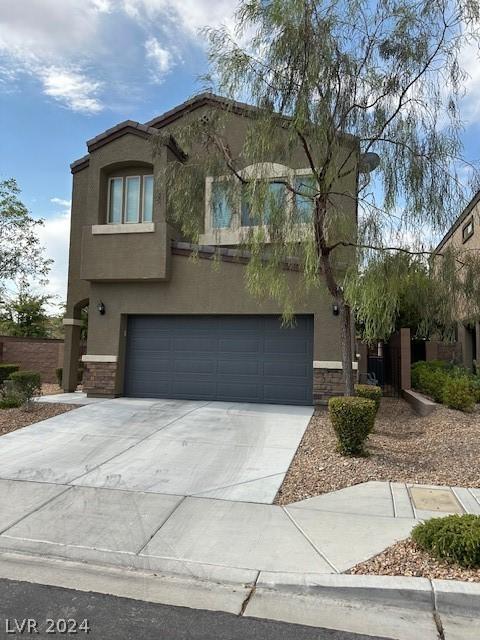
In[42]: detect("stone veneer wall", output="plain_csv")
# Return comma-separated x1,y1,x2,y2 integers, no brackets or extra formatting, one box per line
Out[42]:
313,368,345,405
83,362,117,396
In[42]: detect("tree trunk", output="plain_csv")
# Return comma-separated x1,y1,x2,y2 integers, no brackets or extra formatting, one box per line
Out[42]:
339,299,355,396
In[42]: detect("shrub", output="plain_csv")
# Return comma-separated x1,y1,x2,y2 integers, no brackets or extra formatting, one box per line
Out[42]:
470,376,480,404
0,364,19,386
0,380,23,409
412,514,480,568
411,360,448,390
8,370,41,410
442,377,476,412
56,367,63,386
417,367,450,403
328,396,376,456
0,396,22,409
355,384,382,412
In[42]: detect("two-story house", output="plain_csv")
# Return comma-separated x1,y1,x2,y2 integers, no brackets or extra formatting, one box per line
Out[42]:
434,190,480,371
62,93,358,405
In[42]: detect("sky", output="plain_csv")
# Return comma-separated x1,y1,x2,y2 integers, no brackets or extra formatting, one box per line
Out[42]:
1,0,480,309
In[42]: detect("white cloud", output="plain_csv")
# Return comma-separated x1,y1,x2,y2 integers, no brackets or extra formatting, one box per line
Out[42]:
458,40,480,124
36,203,72,305
122,0,238,34
145,36,174,82
50,198,72,215
40,67,103,114
0,0,239,114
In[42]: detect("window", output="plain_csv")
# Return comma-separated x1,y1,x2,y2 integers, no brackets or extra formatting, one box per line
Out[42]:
241,181,285,227
462,217,474,243
108,177,123,224
211,182,232,228
107,175,153,224
143,175,153,222
294,175,316,222
125,177,140,223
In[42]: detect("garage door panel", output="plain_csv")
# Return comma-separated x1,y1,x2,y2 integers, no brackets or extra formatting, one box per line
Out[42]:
125,315,313,405
218,338,261,353
173,380,218,397
173,359,216,374
216,382,262,401
263,362,310,377
217,360,260,375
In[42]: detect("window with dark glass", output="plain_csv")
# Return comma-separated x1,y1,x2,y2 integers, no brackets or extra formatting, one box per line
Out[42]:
294,175,316,222
211,182,232,228
241,181,285,226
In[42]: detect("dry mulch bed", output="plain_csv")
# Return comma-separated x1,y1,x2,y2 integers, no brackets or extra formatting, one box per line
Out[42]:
275,398,480,504
0,403,76,436
349,538,480,582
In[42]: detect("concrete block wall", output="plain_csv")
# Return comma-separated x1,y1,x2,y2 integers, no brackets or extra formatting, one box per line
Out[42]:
0,336,64,384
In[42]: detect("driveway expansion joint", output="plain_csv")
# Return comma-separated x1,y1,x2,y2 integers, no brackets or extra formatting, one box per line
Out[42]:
282,506,339,573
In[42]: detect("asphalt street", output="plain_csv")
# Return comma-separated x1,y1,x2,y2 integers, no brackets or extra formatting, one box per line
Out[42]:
0,578,390,640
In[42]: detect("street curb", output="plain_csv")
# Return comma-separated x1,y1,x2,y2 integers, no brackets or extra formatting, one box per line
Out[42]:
256,572,434,610
0,549,479,620
433,579,480,616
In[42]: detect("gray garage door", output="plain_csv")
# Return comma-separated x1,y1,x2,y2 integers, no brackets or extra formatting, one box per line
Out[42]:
124,315,313,405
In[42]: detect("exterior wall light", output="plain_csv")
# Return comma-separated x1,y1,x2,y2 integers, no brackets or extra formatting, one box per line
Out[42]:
332,303,340,316
97,301,106,315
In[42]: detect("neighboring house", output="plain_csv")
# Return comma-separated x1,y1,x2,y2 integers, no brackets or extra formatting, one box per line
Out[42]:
63,93,358,405
434,190,480,371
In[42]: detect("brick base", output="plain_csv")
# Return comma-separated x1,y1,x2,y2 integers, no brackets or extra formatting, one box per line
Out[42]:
83,362,117,396
313,368,345,405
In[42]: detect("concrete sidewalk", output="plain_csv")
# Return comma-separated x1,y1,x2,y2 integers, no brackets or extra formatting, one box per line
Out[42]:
2,398,480,638
0,479,479,582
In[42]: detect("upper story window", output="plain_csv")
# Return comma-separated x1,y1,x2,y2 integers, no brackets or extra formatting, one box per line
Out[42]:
201,163,316,245
211,182,232,229
241,181,286,227
293,175,316,223
107,175,153,224
462,217,474,243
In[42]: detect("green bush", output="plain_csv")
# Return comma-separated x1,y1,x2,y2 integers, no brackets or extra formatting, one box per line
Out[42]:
412,515,480,568
0,364,19,385
328,396,376,456
0,396,22,409
411,360,448,390
8,371,41,409
442,377,476,412
470,376,480,403
56,367,63,386
417,367,450,403
355,384,382,412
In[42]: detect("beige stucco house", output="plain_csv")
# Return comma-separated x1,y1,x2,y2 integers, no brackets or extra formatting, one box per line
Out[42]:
434,191,480,371
62,93,358,405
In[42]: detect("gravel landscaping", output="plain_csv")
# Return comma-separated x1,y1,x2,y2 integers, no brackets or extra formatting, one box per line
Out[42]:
275,397,480,504
348,538,480,582
41,383,63,395
0,403,76,436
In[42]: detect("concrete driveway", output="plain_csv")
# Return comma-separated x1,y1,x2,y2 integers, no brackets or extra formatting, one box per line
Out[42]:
0,398,313,503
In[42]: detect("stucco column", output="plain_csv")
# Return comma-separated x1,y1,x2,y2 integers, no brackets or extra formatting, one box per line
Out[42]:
63,323,81,392
400,328,411,390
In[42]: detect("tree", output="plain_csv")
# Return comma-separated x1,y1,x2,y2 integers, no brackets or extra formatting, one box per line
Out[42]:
0,178,51,290
161,0,480,395
0,290,52,338
346,252,457,343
